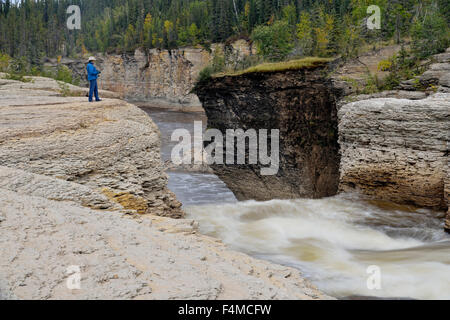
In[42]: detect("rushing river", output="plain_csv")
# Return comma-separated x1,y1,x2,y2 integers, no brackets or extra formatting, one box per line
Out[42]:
141,106,450,300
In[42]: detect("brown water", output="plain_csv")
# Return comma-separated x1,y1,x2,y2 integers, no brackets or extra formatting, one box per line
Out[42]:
141,106,450,300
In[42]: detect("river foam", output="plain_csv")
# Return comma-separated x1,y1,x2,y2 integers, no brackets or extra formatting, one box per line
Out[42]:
186,194,450,300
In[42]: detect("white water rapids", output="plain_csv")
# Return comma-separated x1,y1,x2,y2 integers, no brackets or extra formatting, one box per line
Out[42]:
141,106,450,300
185,195,449,300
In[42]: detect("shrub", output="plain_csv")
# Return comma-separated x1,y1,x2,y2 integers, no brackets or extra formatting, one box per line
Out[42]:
198,65,213,82
378,59,392,72
411,8,450,59
251,20,294,62
0,53,10,72
382,47,425,90
58,81,71,97
55,65,74,84
197,49,226,82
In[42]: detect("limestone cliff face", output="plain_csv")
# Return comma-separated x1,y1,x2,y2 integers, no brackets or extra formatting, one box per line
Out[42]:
97,47,210,107
339,94,450,229
336,48,450,231
195,66,344,201
51,40,255,109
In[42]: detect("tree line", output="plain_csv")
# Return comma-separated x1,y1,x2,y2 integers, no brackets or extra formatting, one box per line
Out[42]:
0,0,449,64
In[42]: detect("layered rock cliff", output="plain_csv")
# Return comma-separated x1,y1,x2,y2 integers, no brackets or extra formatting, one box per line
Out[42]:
338,48,450,232
48,40,255,109
195,64,344,201
97,47,209,107
338,94,449,214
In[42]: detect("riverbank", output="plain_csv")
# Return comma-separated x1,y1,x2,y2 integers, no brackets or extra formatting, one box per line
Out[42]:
0,76,329,300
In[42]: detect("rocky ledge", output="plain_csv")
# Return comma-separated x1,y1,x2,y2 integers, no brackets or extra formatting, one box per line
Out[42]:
0,74,182,218
0,75,329,299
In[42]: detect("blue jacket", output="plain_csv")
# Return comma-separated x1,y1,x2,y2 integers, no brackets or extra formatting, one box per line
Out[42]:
87,62,100,81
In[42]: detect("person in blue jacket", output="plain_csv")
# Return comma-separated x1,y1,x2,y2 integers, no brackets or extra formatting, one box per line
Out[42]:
87,56,102,102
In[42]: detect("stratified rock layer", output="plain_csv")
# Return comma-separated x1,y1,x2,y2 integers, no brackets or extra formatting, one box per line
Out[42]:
0,75,182,218
338,94,449,217
47,40,255,109
196,67,343,201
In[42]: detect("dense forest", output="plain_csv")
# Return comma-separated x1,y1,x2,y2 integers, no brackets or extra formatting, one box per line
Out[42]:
0,0,449,69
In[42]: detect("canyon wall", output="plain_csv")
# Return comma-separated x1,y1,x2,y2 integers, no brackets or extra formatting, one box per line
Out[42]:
49,40,255,109
338,48,450,232
195,64,344,201
338,94,449,216
97,47,209,108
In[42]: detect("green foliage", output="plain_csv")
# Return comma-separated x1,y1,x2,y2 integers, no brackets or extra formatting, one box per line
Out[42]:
282,4,297,28
55,65,74,84
382,47,426,90
296,12,314,56
362,73,382,94
411,7,450,59
0,53,10,72
197,47,228,82
377,59,392,72
58,81,71,97
8,56,29,74
4,73,32,83
251,20,294,61
3,56,32,82
198,65,214,82
0,0,448,76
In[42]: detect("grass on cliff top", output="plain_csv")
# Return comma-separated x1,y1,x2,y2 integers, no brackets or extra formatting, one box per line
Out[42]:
214,57,333,78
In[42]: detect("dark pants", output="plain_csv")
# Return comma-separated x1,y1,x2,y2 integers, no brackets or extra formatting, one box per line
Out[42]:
89,79,100,102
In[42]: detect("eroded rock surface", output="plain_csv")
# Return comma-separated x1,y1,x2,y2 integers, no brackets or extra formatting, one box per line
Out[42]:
0,76,329,300
0,76,182,217
338,94,449,216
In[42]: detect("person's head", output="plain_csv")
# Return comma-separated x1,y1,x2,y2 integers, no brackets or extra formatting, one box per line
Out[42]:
88,56,96,64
